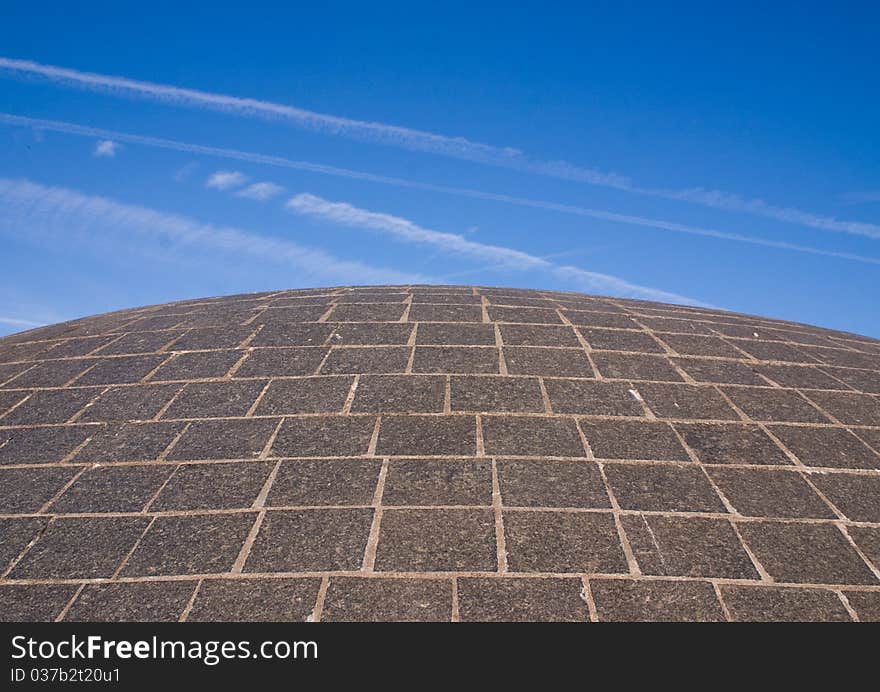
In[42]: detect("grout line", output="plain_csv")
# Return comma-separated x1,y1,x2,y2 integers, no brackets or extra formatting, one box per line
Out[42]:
491,459,508,573
111,516,157,578
361,459,389,572
54,583,87,622
712,582,733,621
451,577,460,622
311,575,330,622
580,577,598,622
178,579,203,621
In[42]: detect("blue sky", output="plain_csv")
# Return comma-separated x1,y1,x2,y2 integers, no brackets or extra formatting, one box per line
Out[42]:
1,2,878,337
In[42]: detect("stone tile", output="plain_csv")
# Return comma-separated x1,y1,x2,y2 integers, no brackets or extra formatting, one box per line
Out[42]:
10,359,97,388
383,458,492,505
375,509,495,571
11,516,150,579
377,415,475,456
497,459,610,508
245,509,373,571
450,376,544,413
500,324,580,347
580,328,664,353
266,459,382,506
821,367,880,394
1,388,102,424
95,331,183,355
675,423,791,465
639,317,716,335
416,323,495,345
337,292,407,303
720,585,851,622
802,390,880,426
591,579,725,622
0,340,60,363
412,346,499,374
623,514,758,579
326,322,413,345
188,578,321,622
635,383,738,420
172,326,258,350
657,334,744,358
124,315,188,332
488,306,562,324
75,355,168,385
0,425,97,465
0,362,31,386
754,364,851,390
482,416,585,457
249,323,334,347
458,577,589,622
0,467,78,512
256,305,329,323
0,389,31,415
603,463,726,512
255,376,353,415
809,474,880,522
409,304,482,322
722,387,830,423
544,379,644,416
769,426,879,469
488,295,556,307
235,347,328,377
412,293,482,304
853,427,880,452
150,461,274,511
163,380,266,418
672,358,766,385
844,591,880,622
737,521,878,585
329,304,406,322
0,585,79,622
708,468,834,518
168,418,278,460
150,350,243,380
40,336,119,359
0,517,48,570
563,310,637,329
66,581,197,622
322,578,452,622
581,420,689,460
727,340,815,363
321,347,410,374
78,383,182,422
350,375,445,413
504,511,626,573
272,416,376,457
592,352,684,382
52,465,174,513
122,512,257,576
74,421,185,462
503,347,593,378
847,527,880,570
797,346,879,369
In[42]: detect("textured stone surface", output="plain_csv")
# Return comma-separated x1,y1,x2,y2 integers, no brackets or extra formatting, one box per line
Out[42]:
2,285,878,622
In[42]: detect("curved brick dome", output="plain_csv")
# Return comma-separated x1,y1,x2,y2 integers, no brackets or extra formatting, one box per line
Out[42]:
1,286,879,622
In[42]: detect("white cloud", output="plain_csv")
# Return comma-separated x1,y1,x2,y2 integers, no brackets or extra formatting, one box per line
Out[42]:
205,170,247,190
174,162,198,182
2,57,877,240
286,193,706,306
93,139,117,157
236,182,284,201
3,114,879,266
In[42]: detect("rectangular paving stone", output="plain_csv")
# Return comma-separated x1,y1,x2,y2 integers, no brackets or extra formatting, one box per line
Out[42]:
150,350,243,380
482,416,585,457
0,517,49,571
591,579,725,622
504,511,626,573
457,577,589,622
581,420,689,460
544,379,645,416
267,459,382,506
167,418,278,460
188,578,321,622
488,306,562,324
500,324,580,347
639,317,716,335
0,424,97,464
375,508,496,571
122,512,257,576
622,514,758,579
412,346,499,374
0,389,30,416
801,390,880,426
11,516,150,579
737,521,878,585
0,467,78,513
854,427,880,452
257,305,330,323
74,421,184,462
0,362,31,386
66,581,197,622
592,352,684,382
800,346,880,370
351,375,444,413
9,359,98,388
163,380,266,418
657,334,745,358
150,461,275,511
754,364,851,390
708,467,834,518
563,310,637,329
580,328,664,353
329,304,406,322
172,326,258,350
322,577,452,622
52,465,174,513
383,458,492,505
731,340,817,363
847,527,880,571
272,416,376,457
503,347,593,377
672,357,766,385
245,508,373,571
450,376,544,413
377,415,475,456
320,347,410,374
809,474,880,522
416,323,495,346
0,584,80,623
124,315,188,332
337,292,407,303
326,322,413,345
720,585,851,622
842,591,880,622
95,330,183,355
768,425,879,469
0,340,65,363
603,462,727,512
821,366,880,394
497,459,610,508
255,376,354,415
722,387,831,423
39,336,119,359
235,347,328,377
675,423,790,465
635,382,739,420
249,323,334,347
1,388,102,425
409,304,482,322
78,383,183,422
412,293,482,304
75,355,168,385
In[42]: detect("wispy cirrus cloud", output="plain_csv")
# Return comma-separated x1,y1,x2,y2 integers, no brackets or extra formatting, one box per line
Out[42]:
205,170,247,190
2,57,878,240
4,114,877,267
286,193,707,306
0,316,46,328
236,182,284,201
0,178,431,286
93,139,118,158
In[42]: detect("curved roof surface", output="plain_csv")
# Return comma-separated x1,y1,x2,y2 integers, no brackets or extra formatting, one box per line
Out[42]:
1,285,879,622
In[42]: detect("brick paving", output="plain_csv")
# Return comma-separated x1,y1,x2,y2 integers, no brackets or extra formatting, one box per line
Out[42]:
0,285,878,622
